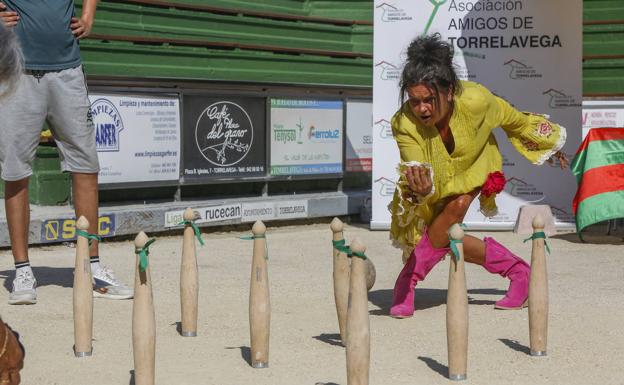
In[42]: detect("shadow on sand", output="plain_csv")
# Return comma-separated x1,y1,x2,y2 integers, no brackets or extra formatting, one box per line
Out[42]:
0,266,75,292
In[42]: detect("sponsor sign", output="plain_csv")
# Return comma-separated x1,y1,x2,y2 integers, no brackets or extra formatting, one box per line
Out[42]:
201,204,242,223
275,201,308,219
504,59,543,80
241,202,277,222
270,99,343,176
89,94,181,184
164,204,242,227
163,210,189,228
375,3,413,23
91,99,124,152
346,101,373,172
165,200,309,227
241,200,309,222
183,96,266,180
374,61,401,81
542,88,581,109
505,177,545,202
373,0,582,229
40,215,116,243
582,100,624,139
374,176,397,197
374,119,393,140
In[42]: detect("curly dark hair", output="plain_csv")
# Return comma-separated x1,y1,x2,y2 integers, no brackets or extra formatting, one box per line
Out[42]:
399,33,462,107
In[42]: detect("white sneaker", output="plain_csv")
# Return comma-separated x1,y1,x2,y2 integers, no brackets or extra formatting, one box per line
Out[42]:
92,265,133,300
9,269,37,305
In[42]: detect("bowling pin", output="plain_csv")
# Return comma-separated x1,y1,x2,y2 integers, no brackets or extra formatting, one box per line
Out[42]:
73,216,93,357
447,224,468,381
249,221,270,368
529,214,548,357
180,208,199,337
133,232,156,385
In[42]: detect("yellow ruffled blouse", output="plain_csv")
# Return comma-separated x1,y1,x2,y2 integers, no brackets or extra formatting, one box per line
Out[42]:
389,81,566,256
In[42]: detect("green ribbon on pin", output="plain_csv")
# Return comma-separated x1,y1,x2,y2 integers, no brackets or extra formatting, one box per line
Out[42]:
523,231,551,254
332,239,351,255
350,251,368,260
177,220,204,246
449,239,463,262
447,223,466,262
76,229,102,246
240,234,268,260
135,238,156,272
331,239,367,260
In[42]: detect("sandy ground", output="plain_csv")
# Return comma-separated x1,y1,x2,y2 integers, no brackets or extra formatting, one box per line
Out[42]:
0,221,622,385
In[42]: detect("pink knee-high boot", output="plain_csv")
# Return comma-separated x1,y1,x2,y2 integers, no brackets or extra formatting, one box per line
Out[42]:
482,237,531,310
390,231,449,318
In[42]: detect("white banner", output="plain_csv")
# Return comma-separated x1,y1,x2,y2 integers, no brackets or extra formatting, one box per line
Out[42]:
346,100,373,172
270,99,343,175
89,94,181,184
241,202,277,222
164,200,309,227
582,100,624,139
372,0,582,230
164,204,242,227
241,200,308,222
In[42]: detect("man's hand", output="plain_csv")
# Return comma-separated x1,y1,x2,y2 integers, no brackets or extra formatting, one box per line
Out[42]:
70,16,93,39
0,2,19,27
404,165,433,197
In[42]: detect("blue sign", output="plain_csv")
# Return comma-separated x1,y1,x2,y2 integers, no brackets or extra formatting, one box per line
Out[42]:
91,98,125,152
40,215,116,243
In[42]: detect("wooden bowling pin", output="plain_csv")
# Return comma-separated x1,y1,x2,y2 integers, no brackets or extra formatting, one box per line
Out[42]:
330,217,350,345
73,216,93,357
345,238,370,385
447,224,468,381
180,208,199,337
529,214,548,357
133,232,156,385
364,259,376,292
249,221,270,368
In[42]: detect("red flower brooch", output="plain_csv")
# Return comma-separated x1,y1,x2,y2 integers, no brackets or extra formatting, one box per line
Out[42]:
537,122,553,137
481,171,506,197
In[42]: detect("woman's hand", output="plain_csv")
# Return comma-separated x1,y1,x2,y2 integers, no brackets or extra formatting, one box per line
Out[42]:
547,151,569,169
404,165,433,197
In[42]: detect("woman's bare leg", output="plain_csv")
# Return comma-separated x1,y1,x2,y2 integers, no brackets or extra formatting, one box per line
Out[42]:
425,190,530,309
426,190,485,265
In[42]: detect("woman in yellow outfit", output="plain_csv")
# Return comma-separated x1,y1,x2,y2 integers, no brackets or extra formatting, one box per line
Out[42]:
389,34,568,318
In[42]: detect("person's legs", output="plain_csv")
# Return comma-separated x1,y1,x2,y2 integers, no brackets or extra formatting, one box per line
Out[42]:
0,73,48,305
47,66,132,299
389,229,450,318
72,173,99,255
427,191,530,309
427,190,479,250
480,237,530,309
4,179,38,305
4,179,30,264
70,174,132,299
389,192,478,318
